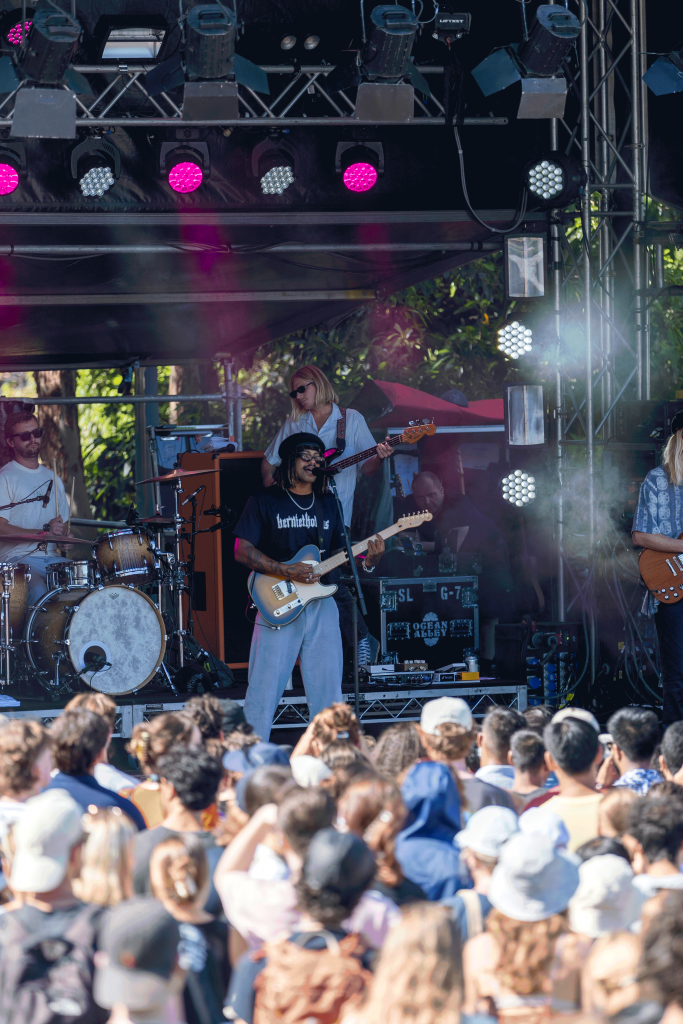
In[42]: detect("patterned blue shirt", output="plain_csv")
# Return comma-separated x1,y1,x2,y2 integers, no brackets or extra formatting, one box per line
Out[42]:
613,768,662,796
633,467,683,538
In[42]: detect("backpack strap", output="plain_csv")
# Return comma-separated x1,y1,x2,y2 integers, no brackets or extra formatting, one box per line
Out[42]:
335,408,347,456
291,930,342,956
456,889,484,940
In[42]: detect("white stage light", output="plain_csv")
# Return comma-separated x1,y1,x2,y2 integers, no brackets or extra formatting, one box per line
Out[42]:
260,164,295,195
502,469,537,507
526,159,564,200
497,320,533,358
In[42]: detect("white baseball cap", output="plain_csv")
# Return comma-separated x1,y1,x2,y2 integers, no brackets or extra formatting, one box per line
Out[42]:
456,805,519,859
551,707,600,734
421,696,473,735
10,789,83,893
568,854,644,938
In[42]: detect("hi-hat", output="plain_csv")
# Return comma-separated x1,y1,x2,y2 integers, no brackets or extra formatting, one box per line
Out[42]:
0,532,81,544
137,468,219,486
138,515,176,525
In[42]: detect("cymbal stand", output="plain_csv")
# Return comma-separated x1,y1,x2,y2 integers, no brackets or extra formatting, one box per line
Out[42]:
0,564,12,687
172,480,185,668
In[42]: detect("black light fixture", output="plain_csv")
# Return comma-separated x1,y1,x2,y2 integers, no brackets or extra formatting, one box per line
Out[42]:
522,151,583,208
18,7,79,82
643,49,683,96
251,136,297,195
9,7,81,139
71,136,120,198
326,5,429,122
161,136,209,195
471,4,580,118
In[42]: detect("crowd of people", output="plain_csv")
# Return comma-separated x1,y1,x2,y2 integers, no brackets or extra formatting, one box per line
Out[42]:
0,691,683,1024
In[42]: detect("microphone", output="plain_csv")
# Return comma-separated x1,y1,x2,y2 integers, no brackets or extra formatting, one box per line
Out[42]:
181,485,204,507
41,480,53,508
312,466,340,477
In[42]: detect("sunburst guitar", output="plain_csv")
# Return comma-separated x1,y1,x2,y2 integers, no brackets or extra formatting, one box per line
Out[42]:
639,534,683,603
248,512,433,626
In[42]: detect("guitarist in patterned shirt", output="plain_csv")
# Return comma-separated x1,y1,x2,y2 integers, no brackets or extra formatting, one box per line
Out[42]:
633,410,683,724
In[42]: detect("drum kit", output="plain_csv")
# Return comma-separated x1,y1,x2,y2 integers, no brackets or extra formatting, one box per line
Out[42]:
0,466,219,698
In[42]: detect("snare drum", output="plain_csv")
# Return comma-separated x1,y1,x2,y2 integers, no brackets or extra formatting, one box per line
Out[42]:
95,529,155,586
46,560,96,591
0,562,30,633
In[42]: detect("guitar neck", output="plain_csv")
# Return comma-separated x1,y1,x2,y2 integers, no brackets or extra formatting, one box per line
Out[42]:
316,523,402,575
330,434,404,473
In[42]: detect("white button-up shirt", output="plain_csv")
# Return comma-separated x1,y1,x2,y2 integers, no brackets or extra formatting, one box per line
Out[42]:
264,404,378,526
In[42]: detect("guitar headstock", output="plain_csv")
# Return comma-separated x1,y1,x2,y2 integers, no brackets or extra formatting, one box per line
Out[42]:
397,511,433,530
400,423,437,444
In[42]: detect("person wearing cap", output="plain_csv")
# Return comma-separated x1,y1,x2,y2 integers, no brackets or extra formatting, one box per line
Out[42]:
0,789,100,993
633,411,683,724
568,853,643,938
443,805,519,941
462,832,588,1023
93,896,182,1023
235,431,385,740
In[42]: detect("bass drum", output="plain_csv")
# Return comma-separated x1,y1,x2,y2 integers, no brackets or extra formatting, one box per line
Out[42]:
24,585,167,694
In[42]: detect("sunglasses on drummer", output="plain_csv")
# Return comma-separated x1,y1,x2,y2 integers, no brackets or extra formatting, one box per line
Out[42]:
289,381,314,399
11,428,43,441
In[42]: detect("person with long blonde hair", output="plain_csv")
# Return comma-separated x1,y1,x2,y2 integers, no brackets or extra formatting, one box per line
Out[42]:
633,413,683,723
343,903,462,1024
260,365,392,666
72,805,136,907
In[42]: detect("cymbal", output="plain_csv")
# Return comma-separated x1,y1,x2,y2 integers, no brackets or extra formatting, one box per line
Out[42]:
0,533,81,544
137,467,219,485
138,515,176,526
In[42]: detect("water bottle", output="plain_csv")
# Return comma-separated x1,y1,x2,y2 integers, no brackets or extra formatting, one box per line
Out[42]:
439,545,455,575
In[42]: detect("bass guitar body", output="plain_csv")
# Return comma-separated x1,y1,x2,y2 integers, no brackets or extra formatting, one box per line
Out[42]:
639,534,683,603
248,545,338,627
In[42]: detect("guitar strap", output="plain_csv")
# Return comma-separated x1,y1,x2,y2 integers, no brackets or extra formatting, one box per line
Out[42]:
335,407,347,456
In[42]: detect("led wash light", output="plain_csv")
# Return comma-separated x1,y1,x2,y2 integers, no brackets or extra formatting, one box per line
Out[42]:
336,143,382,194
168,161,203,193
498,321,533,358
261,165,294,195
502,470,536,507
527,159,563,200
7,19,31,45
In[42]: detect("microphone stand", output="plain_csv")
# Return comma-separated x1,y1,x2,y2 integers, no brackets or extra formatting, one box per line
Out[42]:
326,473,366,719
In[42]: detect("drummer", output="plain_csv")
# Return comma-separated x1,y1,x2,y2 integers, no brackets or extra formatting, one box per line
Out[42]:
0,410,70,606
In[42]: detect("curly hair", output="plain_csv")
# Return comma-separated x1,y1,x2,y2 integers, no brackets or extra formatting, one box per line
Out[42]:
222,725,261,753
639,890,683,1006
319,739,368,771
183,694,224,740
0,720,50,797
337,776,407,887
73,806,136,907
372,722,425,780
358,903,462,1024
157,747,223,811
127,712,194,777
295,876,368,930
486,909,567,996
420,722,476,764
311,703,362,754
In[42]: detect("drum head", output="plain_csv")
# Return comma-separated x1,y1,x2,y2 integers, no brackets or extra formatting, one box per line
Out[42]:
67,585,166,694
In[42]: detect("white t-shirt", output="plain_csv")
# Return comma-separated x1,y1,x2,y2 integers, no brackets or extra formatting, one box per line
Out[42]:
93,762,139,795
264,404,378,527
0,461,68,562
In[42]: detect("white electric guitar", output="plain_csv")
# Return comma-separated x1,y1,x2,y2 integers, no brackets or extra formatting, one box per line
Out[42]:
248,512,432,626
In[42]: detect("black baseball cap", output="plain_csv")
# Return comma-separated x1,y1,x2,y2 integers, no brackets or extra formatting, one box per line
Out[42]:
94,897,180,1011
278,432,326,462
218,698,246,736
671,410,683,436
302,828,376,898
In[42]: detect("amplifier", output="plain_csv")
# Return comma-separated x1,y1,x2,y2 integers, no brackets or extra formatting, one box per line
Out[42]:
495,621,580,704
360,576,479,669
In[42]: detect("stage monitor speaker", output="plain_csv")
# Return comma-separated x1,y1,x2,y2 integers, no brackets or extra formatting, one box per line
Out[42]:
179,451,263,667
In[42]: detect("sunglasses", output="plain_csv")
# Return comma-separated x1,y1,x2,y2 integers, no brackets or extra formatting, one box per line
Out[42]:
297,453,324,465
11,428,43,441
290,381,314,399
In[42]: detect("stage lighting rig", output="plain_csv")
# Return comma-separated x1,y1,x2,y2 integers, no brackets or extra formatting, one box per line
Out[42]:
472,4,579,118
326,5,429,123
522,152,583,208
502,469,536,507
91,15,170,63
17,7,79,83
70,137,120,198
336,142,383,193
160,138,208,194
251,137,297,195
643,48,683,96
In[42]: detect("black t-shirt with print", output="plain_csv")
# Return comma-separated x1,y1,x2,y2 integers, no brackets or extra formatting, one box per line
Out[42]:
234,487,346,576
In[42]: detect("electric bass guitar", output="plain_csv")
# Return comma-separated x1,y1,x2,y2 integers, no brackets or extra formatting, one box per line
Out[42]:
323,422,436,471
639,534,683,603
248,511,432,626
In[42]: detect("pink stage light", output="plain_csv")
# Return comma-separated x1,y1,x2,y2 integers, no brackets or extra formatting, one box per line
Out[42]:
7,20,31,45
342,162,378,193
168,161,203,194
0,164,19,195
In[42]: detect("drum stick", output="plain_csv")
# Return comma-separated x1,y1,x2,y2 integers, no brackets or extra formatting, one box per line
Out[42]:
67,477,74,535
53,459,58,520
